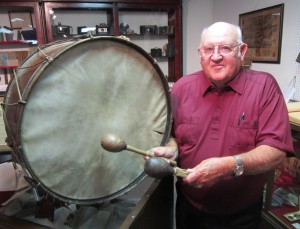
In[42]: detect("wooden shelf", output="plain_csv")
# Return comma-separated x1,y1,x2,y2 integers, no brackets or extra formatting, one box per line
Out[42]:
0,40,37,49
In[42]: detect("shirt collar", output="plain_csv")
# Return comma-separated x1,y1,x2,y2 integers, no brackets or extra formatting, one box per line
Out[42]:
227,68,245,95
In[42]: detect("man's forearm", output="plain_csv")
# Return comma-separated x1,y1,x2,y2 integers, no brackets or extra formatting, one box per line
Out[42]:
239,145,286,175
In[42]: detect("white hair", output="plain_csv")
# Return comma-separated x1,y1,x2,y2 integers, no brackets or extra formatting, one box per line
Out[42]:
200,22,243,47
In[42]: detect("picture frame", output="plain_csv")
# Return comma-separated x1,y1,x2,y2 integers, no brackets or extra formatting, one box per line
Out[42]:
9,11,33,29
239,4,284,64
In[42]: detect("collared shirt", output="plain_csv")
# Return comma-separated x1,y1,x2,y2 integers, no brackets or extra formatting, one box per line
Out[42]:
171,68,294,214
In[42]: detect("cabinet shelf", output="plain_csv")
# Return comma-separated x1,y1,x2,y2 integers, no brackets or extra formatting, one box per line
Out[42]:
150,55,169,61
124,33,172,39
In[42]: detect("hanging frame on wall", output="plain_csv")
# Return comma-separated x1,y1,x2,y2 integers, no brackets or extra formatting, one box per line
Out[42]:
239,4,284,64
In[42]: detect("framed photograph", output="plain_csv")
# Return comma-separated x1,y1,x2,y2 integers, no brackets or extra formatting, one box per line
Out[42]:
239,4,284,63
9,11,33,29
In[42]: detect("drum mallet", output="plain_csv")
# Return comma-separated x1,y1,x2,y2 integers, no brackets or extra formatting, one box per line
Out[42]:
144,157,191,179
100,133,177,166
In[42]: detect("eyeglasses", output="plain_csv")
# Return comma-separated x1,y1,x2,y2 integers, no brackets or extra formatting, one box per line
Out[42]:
199,44,240,56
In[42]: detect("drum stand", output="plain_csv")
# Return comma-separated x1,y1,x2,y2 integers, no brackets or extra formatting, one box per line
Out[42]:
24,176,60,221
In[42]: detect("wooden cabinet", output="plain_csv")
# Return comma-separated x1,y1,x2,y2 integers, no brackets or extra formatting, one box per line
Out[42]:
0,1,45,44
0,0,182,81
0,41,37,96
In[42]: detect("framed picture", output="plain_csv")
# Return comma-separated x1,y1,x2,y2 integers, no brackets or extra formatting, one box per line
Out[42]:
9,11,33,29
239,4,284,64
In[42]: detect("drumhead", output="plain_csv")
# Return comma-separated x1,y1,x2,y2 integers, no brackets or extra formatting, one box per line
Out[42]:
4,37,171,204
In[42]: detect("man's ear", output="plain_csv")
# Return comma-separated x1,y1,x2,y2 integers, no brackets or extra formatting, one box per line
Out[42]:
240,43,248,61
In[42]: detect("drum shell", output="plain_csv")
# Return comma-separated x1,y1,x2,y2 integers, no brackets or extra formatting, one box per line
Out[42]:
3,37,172,205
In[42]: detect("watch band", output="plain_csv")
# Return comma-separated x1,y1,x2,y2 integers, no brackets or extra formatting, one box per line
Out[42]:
233,155,243,166
233,155,244,176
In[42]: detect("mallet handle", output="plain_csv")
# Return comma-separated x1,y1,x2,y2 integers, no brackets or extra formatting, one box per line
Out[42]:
126,145,177,166
174,167,190,177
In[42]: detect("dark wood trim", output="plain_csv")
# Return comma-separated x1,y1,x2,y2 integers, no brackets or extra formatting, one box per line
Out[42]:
40,0,180,4
0,214,51,229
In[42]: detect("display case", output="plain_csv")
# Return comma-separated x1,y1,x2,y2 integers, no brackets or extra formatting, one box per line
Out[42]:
0,0,182,81
0,1,44,44
0,2,42,97
0,41,37,96
42,0,182,82
0,176,175,229
262,122,300,228
43,2,115,41
116,3,181,82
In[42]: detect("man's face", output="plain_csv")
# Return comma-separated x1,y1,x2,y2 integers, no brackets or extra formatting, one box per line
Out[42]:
199,29,247,89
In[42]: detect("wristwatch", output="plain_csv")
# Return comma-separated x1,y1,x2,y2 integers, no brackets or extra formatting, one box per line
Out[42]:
233,155,244,176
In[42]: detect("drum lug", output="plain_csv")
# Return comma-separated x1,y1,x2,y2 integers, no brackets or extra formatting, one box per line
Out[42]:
24,176,39,188
73,33,93,40
5,136,14,148
18,100,27,104
118,35,130,42
46,56,54,62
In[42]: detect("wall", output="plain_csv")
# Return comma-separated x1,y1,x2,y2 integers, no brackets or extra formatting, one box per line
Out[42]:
183,0,300,91
182,0,212,76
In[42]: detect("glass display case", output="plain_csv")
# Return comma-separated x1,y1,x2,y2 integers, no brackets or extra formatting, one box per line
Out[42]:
262,122,300,228
42,0,182,82
0,0,182,82
0,1,43,44
117,3,180,82
43,2,115,41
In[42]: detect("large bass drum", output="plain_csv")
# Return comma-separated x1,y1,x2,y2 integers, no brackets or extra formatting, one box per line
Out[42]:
3,36,171,205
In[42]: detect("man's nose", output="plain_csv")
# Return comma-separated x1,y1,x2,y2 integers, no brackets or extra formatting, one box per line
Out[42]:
211,48,223,60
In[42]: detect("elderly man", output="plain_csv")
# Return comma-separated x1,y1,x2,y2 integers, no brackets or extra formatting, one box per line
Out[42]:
151,22,294,229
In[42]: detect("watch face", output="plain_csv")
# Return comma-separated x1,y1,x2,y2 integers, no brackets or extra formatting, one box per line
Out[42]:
235,166,244,176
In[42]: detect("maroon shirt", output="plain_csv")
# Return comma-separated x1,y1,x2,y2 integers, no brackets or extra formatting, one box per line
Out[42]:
171,68,294,214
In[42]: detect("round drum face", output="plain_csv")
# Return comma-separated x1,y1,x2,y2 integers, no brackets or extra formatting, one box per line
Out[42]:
17,38,170,203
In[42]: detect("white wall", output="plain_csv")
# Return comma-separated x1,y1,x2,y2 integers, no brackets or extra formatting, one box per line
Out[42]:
182,0,212,75
183,0,300,90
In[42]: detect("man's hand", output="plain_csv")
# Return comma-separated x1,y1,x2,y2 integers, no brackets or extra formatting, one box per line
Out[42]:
146,137,178,161
183,157,235,189
182,145,286,189
150,145,178,160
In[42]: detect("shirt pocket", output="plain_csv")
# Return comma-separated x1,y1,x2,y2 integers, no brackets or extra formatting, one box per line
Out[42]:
175,116,200,145
228,120,258,151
